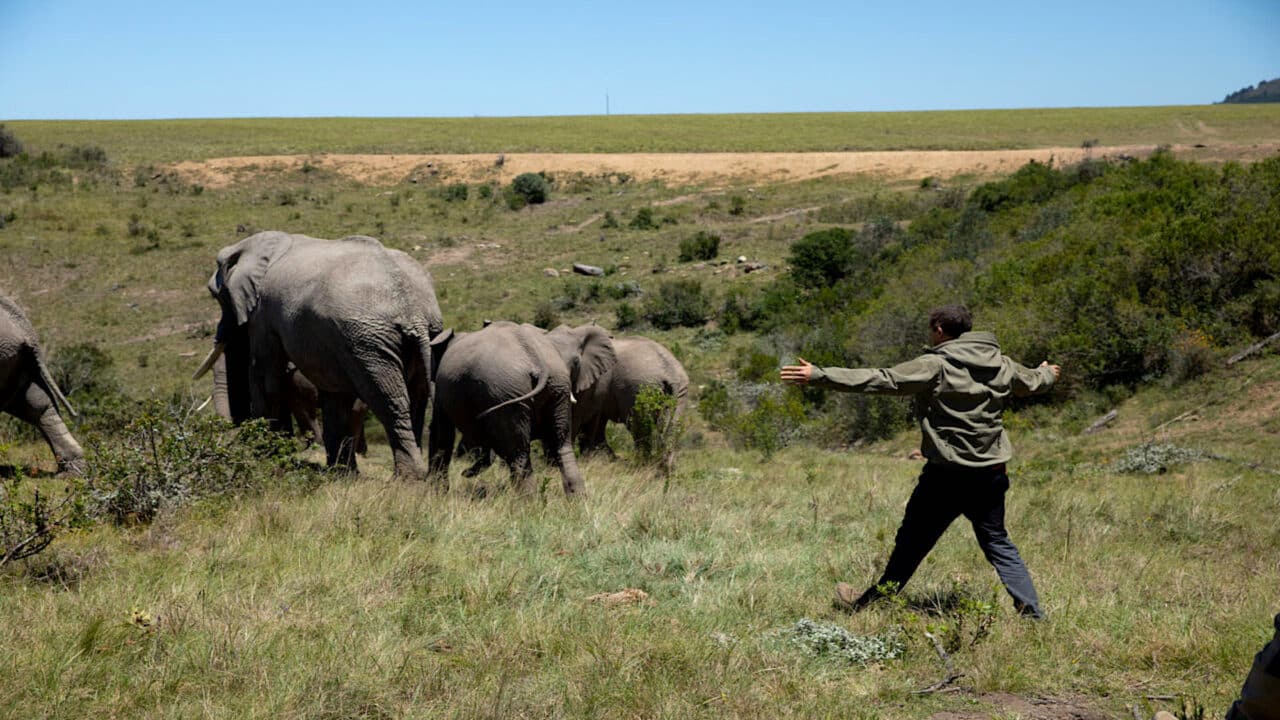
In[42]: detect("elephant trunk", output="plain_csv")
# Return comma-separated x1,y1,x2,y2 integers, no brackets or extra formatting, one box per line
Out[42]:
210,354,232,419
556,442,584,497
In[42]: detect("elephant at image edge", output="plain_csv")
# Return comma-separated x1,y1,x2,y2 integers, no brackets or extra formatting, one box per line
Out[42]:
0,294,84,475
428,321,615,495
209,354,368,454
195,231,442,478
549,327,688,470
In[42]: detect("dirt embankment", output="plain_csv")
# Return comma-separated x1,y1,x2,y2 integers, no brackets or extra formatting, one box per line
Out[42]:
168,143,1278,189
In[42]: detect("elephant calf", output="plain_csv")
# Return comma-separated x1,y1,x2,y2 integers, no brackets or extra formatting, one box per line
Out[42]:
0,293,84,475
429,321,616,496
549,327,689,473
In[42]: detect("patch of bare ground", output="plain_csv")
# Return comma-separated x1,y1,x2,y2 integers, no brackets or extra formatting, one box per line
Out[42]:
166,144,1280,189
927,692,1109,720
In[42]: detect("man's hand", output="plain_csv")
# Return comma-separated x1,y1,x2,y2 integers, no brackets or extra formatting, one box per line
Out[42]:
780,357,814,385
1040,361,1060,380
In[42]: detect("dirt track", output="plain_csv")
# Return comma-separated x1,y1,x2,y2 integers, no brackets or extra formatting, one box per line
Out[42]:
169,143,1279,189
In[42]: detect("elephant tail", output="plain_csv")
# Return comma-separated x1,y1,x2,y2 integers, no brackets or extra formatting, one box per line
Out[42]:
32,348,77,418
477,369,547,420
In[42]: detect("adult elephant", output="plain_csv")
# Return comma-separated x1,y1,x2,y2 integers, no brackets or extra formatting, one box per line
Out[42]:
548,326,688,472
0,293,84,475
194,231,442,478
209,355,367,454
428,321,615,496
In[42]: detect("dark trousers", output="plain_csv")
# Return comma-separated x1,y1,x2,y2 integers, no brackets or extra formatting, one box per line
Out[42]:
858,462,1043,617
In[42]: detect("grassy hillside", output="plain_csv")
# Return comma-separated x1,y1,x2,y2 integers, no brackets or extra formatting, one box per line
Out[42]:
1,118,1279,718
5,104,1280,162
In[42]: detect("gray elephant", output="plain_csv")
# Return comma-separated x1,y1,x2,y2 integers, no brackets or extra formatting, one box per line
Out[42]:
548,326,688,471
209,355,367,454
427,321,615,496
0,293,84,475
193,231,443,479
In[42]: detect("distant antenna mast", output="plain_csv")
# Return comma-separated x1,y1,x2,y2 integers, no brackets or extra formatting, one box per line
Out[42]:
606,91,610,117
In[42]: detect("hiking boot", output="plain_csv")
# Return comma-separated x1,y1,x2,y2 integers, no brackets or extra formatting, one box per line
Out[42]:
834,582,869,612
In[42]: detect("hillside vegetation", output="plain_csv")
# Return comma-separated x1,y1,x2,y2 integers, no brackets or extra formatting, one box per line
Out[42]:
0,117,1278,718
1222,78,1280,104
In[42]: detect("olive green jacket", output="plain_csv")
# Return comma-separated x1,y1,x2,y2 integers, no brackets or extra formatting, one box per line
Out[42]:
809,331,1055,467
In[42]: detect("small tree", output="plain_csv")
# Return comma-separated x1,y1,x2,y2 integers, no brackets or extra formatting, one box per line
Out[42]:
788,228,856,289
510,172,550,205
678,231,720,262
643,279,710,329
628,385,683,476
0,125,23,159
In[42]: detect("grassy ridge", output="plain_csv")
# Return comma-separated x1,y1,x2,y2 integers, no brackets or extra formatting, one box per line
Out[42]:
5,104,1280,163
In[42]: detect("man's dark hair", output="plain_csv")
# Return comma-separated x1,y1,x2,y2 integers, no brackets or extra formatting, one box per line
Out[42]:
929,305,973,338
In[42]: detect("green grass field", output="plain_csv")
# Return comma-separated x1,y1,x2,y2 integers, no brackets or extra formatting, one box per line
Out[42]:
1,112,1279,718
6,104,1280,162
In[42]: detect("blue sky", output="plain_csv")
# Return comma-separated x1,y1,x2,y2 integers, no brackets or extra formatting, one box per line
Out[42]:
2,1,1277,119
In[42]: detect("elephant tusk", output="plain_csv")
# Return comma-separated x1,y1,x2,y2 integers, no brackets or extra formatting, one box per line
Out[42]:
192,342,225,380
195,395,212,413
570,392,577,405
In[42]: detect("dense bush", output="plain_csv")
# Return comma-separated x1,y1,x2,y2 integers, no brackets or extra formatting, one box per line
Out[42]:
0,125,22,158
787,228,856,289
87,403,300,525
642,279,710,329
441,183,469,202
627,385,683,473
726,151,1280,447
678,231,720,262
698,381,806,459
629,207,658,230
510,172,550,205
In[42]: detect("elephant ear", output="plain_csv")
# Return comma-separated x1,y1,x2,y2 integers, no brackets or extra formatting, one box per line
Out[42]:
216,232,293,326
572,325,616,397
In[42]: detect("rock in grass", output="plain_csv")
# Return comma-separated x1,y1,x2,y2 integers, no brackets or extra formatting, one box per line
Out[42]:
573,263,604,277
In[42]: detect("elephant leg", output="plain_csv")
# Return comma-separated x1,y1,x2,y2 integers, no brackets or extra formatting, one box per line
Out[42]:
5,382,84,476
486,408,535,494
320,391,358,472
427,408,455,485
350,400,369,455
346,358,424,480
459,436,493,478
579,416,614,458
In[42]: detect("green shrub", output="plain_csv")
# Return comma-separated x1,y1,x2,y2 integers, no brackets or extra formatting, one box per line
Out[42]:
678,231,720,262
477,184,494,200
729,195,746,216
615,302,638,329
510,172,550,205
0,470,87,566
698,381,806,460
532,300,559,329
629,207,658,230
0,125,22,159
441,183,469,202
643,279,710,329
787,228,856,289
627,385,683,473
601,210,619,229
87,403,300,525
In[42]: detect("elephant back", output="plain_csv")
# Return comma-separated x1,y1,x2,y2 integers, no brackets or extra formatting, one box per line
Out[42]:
435,323,569,420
